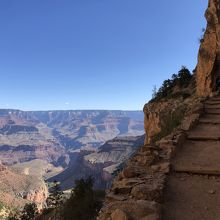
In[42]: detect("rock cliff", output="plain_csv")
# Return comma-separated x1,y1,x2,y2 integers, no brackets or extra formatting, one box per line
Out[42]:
143,99,186,144
98,93,203,220
143,74,197,144
196,0,220,97
98,1,217,219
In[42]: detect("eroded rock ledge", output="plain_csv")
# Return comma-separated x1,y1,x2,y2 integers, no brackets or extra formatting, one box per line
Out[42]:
97,98,204,220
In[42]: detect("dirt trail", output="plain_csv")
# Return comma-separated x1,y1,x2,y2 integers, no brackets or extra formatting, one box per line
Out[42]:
162,96,220,220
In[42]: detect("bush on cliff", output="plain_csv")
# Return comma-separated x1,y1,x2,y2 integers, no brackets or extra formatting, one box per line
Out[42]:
37,177,105,220
20,203,38,220
62,176,104,220
151,66,192,101
46,180,64,209
8,203,38,220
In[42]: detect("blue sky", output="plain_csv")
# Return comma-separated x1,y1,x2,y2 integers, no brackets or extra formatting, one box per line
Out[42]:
0,0,207,110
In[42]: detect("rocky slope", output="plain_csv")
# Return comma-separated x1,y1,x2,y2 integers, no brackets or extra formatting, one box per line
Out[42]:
0,162,48,211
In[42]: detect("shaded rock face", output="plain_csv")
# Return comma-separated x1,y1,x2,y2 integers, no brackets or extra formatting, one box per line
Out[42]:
143,96,203,144
143,99,187,144
143,101,170,144
196,0,220,97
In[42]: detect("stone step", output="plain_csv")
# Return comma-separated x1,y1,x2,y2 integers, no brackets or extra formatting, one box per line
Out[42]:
201,114,220,120
205,101,220,105
187,135,220,140
187,123,220,140
209,97,220,101
205,104,220,109
174,168,220,175
199,118,220,124
162,173,220,220
162,96,220,220
205,108,220,114
106,192,128,202
172,140,220,174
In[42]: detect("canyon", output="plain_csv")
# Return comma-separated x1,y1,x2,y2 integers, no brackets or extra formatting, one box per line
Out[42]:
0,109,143,165
49,135,145,190
2,0,219,219
0,109,144,212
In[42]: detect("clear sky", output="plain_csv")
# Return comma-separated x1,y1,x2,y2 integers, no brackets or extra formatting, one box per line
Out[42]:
0,0,207,111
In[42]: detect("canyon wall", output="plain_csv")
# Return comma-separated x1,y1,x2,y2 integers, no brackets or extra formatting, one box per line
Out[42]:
0,109,144,165
196,0,220,97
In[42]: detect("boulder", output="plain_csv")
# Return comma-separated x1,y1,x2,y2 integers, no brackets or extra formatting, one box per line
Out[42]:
111,209,128,220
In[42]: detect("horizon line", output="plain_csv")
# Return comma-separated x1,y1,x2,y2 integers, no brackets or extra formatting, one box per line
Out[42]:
0,108,144,112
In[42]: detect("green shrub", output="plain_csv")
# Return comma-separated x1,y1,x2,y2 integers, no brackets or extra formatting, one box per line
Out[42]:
46,180,64,209
62,176,104,220
151,66,192,102
20,203,38,220
0,202,4,211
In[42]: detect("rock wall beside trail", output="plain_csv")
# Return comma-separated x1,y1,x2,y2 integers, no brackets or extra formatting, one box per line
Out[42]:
143,99,185,144
196,0,220,97
97,97,204,220
143,94,202,144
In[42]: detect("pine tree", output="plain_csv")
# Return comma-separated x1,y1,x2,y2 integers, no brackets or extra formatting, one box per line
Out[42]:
20,203,38,220
62,176,102,220
47,180,63,209
8,212,20,220
152,85,157,99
